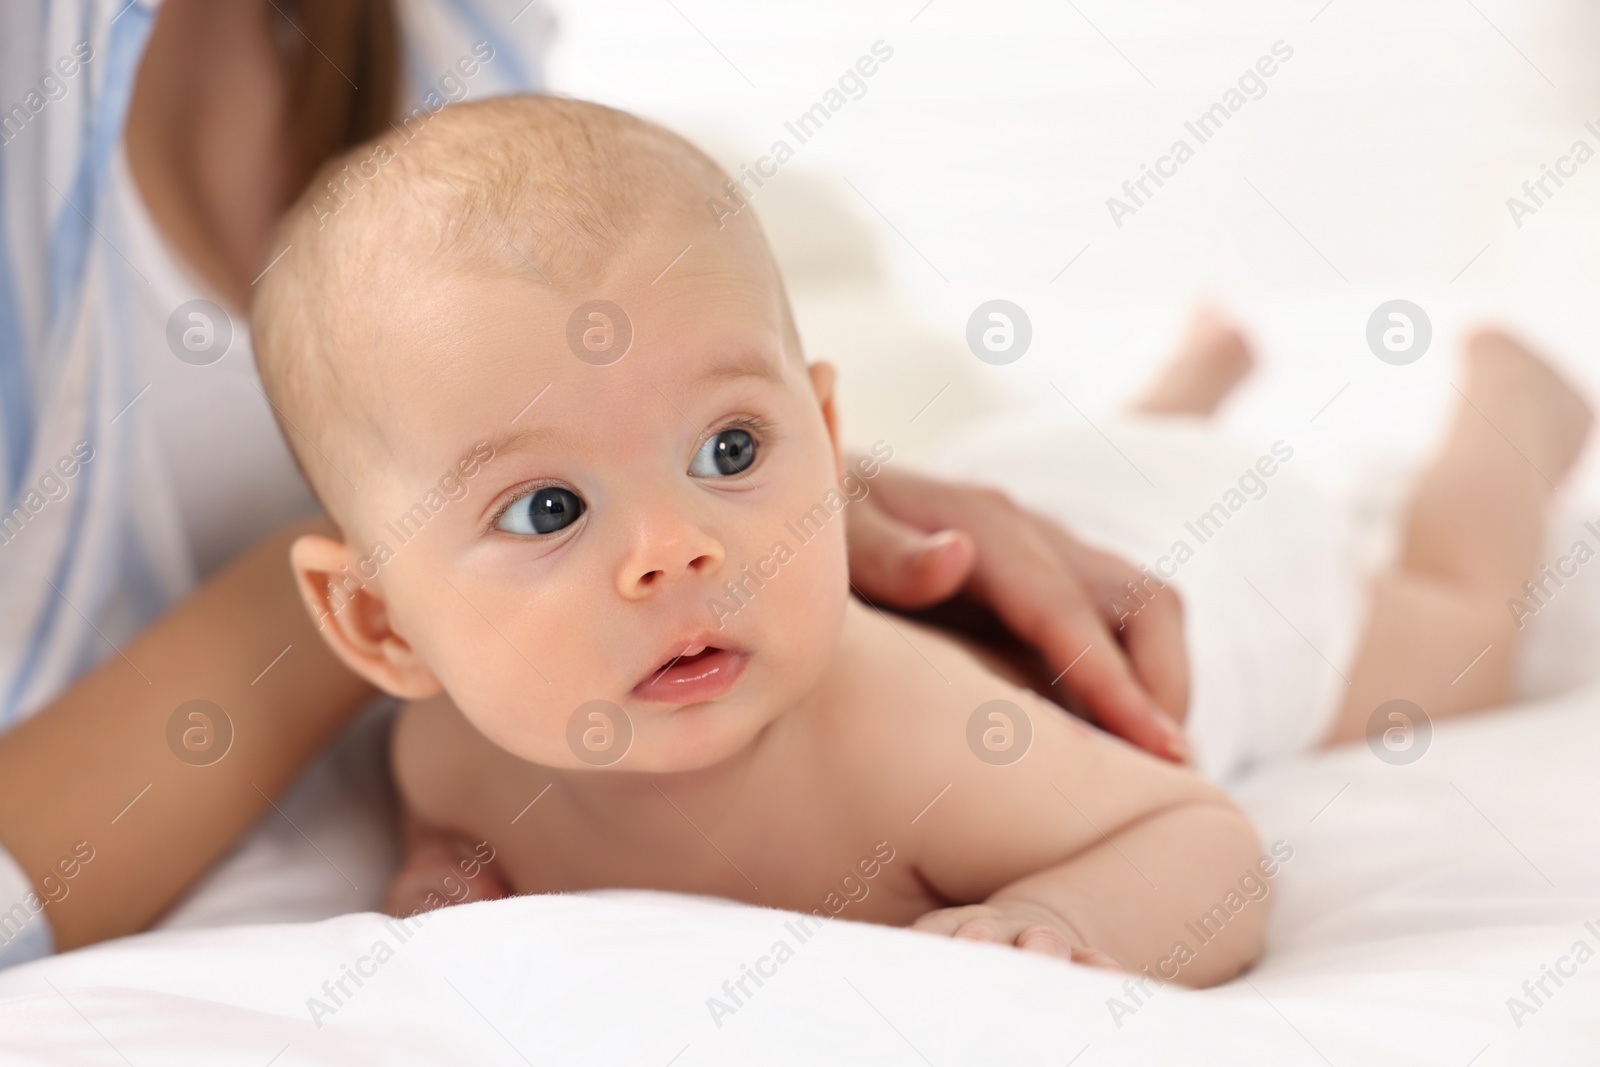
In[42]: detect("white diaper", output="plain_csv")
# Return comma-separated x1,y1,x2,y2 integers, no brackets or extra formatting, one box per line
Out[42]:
920,415,1364,783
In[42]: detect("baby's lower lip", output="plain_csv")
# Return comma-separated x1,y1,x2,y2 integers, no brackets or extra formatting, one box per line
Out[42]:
632,647,747,705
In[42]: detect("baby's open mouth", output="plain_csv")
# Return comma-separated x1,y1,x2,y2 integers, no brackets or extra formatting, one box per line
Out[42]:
632,643,748,705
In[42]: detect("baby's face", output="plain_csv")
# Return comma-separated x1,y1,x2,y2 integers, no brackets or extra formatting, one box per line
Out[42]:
336,220,851,773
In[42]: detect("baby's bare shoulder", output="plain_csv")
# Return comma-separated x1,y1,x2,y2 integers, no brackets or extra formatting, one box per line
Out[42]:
826,605,1227,904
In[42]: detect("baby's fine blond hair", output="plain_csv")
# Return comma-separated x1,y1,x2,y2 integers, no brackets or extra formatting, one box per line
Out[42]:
251,95,775,522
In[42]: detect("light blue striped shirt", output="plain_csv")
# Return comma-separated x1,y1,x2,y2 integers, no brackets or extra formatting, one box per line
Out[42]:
0,0,549,970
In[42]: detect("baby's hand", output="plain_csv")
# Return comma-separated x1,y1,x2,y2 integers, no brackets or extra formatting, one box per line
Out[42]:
385,819,510,918
910,901,1119,968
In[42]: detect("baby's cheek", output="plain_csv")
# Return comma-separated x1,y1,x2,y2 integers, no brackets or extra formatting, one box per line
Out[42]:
759,515,850,666
423,609,592,764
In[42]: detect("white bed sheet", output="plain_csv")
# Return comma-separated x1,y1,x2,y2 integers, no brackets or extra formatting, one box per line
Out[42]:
10,167,1600,1067
8,2,1600,1058
1,676,1598,1065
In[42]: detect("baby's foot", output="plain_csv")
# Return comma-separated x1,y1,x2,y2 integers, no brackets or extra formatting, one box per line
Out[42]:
384,825,511,919
1131,308,1255,417
1461,329,1593,486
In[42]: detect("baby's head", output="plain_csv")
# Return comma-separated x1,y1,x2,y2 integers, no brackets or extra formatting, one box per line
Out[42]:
253,96,852,773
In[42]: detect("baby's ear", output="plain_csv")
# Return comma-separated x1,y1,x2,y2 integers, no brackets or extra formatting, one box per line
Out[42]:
807,361,841,467
289,533,443,700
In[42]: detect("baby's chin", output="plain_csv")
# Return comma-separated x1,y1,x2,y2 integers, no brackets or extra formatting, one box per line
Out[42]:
625,699,781,773
464,689,780,775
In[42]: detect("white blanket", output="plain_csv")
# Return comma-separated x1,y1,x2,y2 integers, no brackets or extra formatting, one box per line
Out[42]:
9,1,1600,1053
2,675,1598,1065
7,344,1600,1067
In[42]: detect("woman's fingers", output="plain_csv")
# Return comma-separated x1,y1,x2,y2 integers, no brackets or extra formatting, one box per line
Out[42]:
846,465,1190,761
843,491,977,609
972,559,1184,760
1039,528,1192,725
1114,579,1190,725
959,518,1190,763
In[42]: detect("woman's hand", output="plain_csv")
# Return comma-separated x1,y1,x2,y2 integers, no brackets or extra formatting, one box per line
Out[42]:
845,463,1190,762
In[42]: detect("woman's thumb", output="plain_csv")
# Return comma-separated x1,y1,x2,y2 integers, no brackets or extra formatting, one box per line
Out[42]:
846,500,976,608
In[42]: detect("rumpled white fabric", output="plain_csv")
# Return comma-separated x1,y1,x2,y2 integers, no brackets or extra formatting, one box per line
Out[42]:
0,679,1597,1064
0,844,50,969
0,423,1597,1063
923,415,1364,782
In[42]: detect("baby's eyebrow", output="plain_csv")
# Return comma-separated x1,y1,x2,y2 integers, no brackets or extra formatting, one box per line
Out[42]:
690,352,784,388
451,353,779,471
459,425,567,469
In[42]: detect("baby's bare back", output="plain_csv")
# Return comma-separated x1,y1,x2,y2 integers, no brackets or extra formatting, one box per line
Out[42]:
391,599,1222,929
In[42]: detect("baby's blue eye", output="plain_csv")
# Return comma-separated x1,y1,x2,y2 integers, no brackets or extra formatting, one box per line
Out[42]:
497,486,585,535
689,428,757,478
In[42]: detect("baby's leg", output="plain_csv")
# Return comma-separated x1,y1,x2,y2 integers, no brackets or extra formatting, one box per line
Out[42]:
1130,309,1255,417
1324,330,1593,743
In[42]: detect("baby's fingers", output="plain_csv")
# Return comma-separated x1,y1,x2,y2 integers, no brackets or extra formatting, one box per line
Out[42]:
950,915,1027,948
998,924,1118,967
952,917,1076,962
1012,922,1077,960
913,906,1113,967
1071,945,1121,970
909,905,985,937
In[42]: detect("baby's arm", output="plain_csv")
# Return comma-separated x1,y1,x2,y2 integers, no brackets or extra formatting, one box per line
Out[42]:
386,693,532,915
903,692,1265,988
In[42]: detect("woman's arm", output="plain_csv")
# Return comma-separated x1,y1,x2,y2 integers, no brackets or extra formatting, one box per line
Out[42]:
0,519,374,951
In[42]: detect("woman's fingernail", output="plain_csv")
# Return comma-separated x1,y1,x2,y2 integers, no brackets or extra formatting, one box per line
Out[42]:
919,529,963,556
1155,710,1191,763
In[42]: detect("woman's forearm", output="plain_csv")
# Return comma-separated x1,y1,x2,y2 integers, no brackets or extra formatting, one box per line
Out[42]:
0,518,375,951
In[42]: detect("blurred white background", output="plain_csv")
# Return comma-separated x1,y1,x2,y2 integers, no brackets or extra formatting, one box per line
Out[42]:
544,0,1600,500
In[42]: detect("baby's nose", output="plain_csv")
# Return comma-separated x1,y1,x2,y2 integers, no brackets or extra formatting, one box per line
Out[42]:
616,513,726,600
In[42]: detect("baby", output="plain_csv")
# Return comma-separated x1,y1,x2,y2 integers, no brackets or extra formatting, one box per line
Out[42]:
251,96,1589,988
251,95,1264,985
